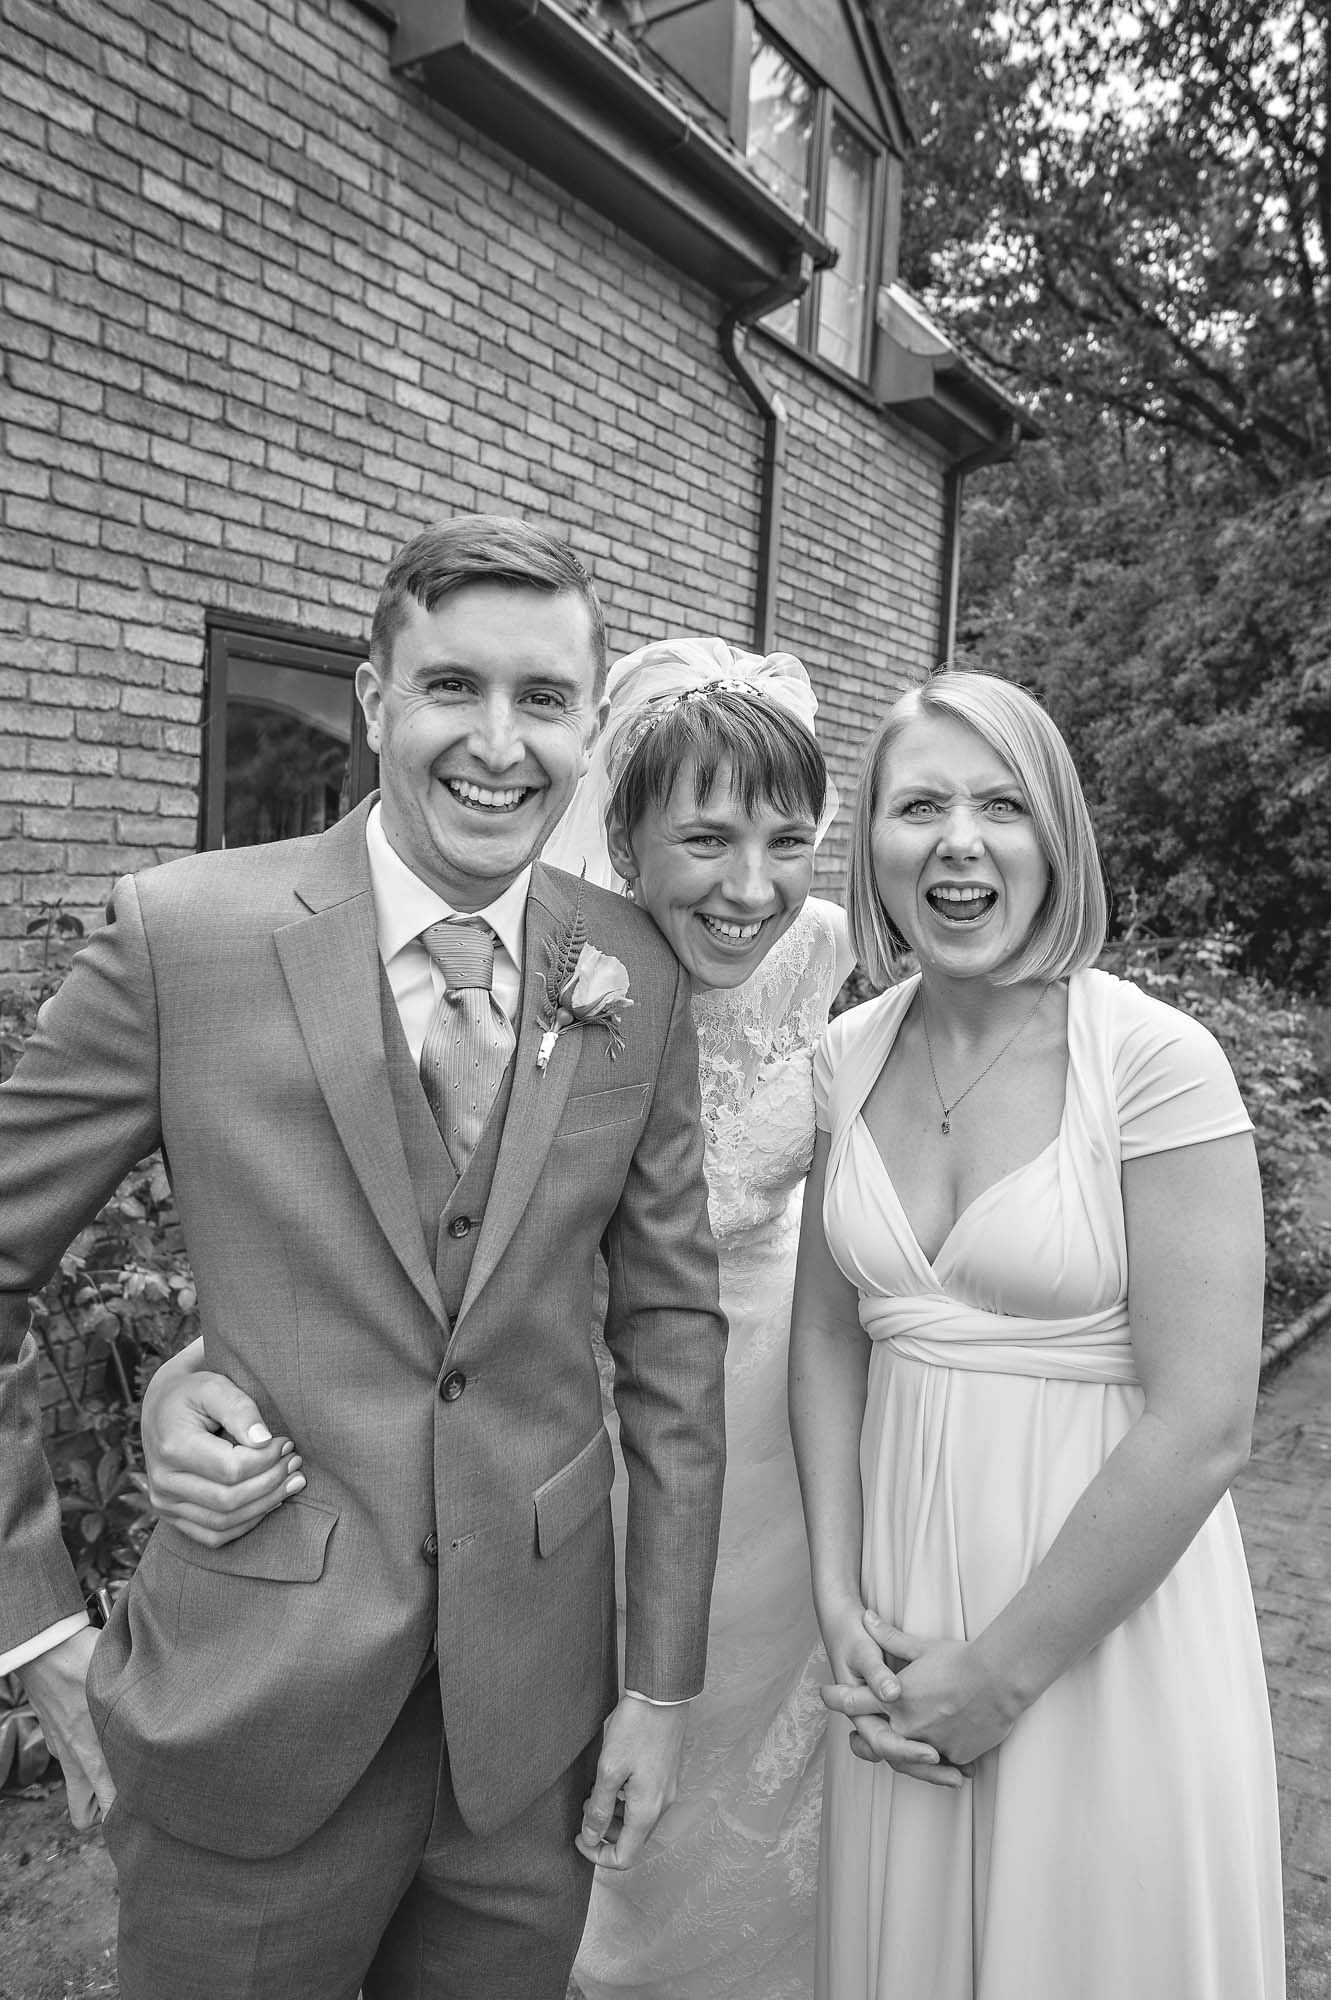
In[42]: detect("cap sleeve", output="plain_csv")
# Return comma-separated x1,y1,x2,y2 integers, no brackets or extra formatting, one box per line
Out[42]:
1113,981,1253,1159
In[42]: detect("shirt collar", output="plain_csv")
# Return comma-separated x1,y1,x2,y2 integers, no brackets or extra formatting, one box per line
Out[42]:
365,801,532,970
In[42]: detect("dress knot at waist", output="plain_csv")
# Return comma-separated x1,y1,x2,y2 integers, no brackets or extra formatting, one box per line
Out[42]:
859,1295,1138,1385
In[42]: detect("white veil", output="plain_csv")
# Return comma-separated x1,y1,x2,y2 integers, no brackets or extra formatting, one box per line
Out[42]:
544,636,838,890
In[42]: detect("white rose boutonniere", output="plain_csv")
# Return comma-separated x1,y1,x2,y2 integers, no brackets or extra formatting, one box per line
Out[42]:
535,874,633,1074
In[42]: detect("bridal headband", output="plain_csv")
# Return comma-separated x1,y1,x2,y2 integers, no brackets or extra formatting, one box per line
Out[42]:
544,635,839,891
641,674,778,724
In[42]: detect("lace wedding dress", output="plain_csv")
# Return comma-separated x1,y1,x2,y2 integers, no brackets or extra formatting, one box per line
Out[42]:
575,898,844,2000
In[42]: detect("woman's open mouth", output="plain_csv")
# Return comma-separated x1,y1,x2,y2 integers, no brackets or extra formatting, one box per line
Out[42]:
926,884,997,924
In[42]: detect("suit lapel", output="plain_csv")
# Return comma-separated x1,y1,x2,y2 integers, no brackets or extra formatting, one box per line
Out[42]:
274,805,446,1328
454,863,583,1327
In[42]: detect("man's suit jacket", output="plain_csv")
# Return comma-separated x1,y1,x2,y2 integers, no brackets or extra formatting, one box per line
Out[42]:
0,800,726,1857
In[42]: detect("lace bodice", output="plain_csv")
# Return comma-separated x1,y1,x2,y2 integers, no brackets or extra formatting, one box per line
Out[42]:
692,898,844,1246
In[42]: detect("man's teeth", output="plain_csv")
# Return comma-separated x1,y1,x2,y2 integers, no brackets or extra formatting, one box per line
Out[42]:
447,780,527,811
700,915,765,942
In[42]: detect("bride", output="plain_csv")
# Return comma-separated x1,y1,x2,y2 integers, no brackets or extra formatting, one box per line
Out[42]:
139,637,855,1999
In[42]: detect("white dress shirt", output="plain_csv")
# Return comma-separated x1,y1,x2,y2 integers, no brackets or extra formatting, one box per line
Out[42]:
365,802,529,1047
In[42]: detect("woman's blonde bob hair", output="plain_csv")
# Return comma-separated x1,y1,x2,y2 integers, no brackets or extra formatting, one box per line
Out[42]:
846,669,1108,988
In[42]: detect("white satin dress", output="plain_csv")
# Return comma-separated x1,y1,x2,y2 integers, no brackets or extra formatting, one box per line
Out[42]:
575,899,844,2000
813,967,1284,2000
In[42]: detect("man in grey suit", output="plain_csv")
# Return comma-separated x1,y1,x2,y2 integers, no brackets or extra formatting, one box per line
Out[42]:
0,517,727,1999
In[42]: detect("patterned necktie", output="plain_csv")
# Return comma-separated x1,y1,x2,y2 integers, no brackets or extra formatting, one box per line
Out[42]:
418,918,517,1169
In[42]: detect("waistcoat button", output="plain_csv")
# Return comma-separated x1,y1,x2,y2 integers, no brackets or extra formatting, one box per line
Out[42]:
421,1532,439,1565
447,1216,472,1239
439,1370,466,1403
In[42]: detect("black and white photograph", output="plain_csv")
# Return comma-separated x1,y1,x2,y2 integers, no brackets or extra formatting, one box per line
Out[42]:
1,2,1327,1996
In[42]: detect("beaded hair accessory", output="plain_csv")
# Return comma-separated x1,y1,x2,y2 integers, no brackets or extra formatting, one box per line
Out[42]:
649,677,771,720
618,676,772,763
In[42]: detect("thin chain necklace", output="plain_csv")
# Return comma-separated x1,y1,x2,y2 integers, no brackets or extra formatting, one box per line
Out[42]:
920,985,1048,1136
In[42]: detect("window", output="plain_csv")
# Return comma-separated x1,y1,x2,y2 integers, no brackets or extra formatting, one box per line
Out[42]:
745,26,883,381
200,619,377,851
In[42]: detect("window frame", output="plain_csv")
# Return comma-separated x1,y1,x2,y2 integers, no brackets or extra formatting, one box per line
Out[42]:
746,23,887,387
199,614,378,852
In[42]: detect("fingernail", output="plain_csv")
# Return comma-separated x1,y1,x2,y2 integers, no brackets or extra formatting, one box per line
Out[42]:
284,1474,306,1495
247,1423,272,1444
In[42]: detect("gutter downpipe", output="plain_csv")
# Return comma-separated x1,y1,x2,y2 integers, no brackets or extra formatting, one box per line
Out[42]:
937,419,1022,666
721,252,815,652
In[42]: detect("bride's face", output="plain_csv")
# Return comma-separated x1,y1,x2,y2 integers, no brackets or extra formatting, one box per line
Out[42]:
613,757,817,989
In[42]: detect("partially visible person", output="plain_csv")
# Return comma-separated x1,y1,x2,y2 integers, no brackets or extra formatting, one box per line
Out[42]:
0,516,728,2000
790,669,1285,2000
144,637,856,2000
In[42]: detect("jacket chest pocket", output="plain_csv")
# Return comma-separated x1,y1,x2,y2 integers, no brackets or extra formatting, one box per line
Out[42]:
558,1083,649,1138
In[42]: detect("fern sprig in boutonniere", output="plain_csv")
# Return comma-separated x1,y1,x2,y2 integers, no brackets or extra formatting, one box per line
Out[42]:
535,869,632,1074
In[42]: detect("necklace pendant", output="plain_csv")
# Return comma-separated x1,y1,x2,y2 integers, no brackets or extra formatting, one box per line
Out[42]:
940,1115,951,1136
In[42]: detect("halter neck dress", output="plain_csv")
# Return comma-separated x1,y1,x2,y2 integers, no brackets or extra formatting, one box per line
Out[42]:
812,967,1284,2000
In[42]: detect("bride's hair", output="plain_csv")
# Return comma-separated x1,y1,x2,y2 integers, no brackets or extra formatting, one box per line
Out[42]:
846,669,1108,988
607,688,827,844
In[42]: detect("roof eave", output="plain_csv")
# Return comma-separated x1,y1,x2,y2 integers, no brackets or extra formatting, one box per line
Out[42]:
391,0,835,304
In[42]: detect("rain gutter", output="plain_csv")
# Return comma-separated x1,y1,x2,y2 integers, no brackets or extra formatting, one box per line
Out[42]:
936,420,1022,667
720,252,816,652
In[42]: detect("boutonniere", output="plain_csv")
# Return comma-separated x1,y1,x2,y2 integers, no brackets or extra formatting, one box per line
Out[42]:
535,871,632,1074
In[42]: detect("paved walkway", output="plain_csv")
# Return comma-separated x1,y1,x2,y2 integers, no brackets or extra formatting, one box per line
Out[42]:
1238,1327,1331,1998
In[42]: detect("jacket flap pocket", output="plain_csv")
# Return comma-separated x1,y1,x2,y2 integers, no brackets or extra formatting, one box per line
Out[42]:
559,1083,650,1137
158,1497,338,1582
533,1428,615,1557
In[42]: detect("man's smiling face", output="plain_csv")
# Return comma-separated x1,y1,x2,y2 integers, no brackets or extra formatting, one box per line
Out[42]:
356,583,606,912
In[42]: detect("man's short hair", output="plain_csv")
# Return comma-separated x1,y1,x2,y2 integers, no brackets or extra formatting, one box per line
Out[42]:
369,516,608,692
846,668,1108,989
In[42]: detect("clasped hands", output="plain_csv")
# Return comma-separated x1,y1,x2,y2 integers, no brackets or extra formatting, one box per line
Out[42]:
820,1605,1018,1788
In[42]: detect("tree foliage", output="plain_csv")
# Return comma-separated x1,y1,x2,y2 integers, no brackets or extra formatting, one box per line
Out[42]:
959,434,1331,983
884,0,1331,485
879,0,1331,986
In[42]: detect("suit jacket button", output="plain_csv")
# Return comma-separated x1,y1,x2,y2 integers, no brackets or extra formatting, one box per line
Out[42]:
440,1370,466,1403
447,1216,471,1239
421,1532,439,1565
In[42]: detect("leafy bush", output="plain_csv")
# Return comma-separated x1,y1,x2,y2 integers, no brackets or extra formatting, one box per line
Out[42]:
960,451,1331,992
2,907,200,1596
0,1674,53,1794
1108,931,1331,1326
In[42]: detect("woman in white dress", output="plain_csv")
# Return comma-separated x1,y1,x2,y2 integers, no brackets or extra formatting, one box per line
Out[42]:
790,668,1284,2000
141,637,854,2000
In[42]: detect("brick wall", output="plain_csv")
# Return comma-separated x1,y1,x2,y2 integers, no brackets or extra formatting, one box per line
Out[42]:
1,0,947,960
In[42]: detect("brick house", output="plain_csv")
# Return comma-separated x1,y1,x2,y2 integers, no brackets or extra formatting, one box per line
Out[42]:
1,0,1031,961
